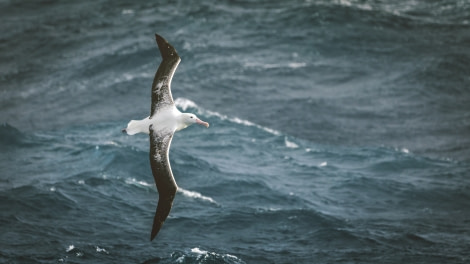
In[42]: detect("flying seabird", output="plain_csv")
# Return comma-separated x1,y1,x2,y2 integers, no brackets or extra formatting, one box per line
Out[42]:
122,34,209,241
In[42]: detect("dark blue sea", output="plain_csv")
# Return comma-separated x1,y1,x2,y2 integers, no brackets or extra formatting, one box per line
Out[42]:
1,0,470,263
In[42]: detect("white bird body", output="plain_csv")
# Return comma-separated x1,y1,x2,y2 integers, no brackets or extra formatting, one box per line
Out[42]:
125,106,182,135
124,106,208,135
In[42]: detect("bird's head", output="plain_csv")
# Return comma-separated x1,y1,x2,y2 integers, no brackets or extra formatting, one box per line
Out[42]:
181,113,209,129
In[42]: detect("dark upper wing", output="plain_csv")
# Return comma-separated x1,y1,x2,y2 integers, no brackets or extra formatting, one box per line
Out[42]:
150,34,181,117
149,125,178,241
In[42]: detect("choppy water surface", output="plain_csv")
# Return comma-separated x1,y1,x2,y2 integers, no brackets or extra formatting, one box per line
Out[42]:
1,0,469,263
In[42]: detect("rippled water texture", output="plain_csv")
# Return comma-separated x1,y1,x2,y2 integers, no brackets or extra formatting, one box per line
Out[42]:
1,0,470,263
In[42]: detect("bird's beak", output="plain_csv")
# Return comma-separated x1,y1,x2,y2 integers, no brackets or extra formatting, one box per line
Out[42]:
196,118,209,128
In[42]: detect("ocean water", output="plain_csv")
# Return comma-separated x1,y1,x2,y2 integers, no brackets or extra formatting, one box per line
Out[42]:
1,0,470,263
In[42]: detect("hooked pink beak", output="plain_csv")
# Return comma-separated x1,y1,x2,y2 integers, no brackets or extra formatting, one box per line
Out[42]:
196,118,209,128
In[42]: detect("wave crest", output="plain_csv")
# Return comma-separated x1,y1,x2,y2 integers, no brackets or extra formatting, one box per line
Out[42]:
175,97,281,136
178,188,217,204
0,123,25,146
175,97,199,111
170,247,245,264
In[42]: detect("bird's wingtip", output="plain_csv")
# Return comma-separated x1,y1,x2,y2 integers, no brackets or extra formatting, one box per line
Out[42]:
155,33,166,44
150,221,163,241
154,33,179,60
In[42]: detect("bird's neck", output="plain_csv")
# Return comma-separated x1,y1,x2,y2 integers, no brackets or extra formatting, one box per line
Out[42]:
175,111,189,132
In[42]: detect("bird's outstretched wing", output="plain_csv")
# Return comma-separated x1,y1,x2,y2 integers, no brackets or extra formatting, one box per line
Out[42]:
149,125,177,241
150,34,181,117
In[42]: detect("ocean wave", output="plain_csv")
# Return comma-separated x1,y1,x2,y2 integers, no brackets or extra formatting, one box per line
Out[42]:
125,178,153,188
322,0,470,25
284,137,299,149
178,187,217,204
175,97,281,136
174,97,199,111
243,61,307,69
2,1,469,263
0,123,26,147
170,247,245,264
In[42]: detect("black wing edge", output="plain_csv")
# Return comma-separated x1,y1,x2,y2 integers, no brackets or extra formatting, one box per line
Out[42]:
150,192,176,241
150,34,181,117
155,34,180,61
149,126,178,241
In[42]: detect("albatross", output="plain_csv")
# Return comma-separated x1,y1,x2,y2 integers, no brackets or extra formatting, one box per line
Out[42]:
122,34,209,241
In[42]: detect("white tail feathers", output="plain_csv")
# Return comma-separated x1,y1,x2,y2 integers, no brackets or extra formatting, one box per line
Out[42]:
123,118,150,135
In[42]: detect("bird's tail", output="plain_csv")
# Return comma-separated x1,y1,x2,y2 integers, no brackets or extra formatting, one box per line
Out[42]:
122,118,150,135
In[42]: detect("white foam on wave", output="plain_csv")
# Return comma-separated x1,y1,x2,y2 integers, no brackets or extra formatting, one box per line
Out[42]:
114,72,153,85
125,178,153,187
65,245,74,252
244,61,307,69
227,116,281,136
121,9,134,15
175,97,199,111
178,188,217,204
336,0,373,11
191,247,207,255
284,137,299,148
288,62,307,68
187,247,244,263
175,97,281,136
95,246,108,254
393,147,410,154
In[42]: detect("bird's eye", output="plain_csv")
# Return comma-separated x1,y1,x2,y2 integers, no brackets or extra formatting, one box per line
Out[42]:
190,116,194,119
